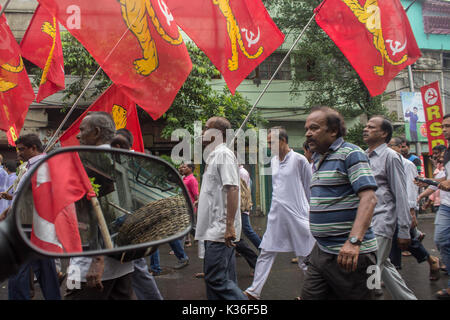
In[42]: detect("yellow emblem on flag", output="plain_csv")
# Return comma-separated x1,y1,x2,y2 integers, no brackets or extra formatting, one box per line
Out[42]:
40,17,57,85
112,104,128,129
119,0,183,76
342,0,408,76
213,0,264,71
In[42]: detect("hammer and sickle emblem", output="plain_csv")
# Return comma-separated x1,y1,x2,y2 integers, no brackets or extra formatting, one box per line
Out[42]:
212,0,263,71
158,0,173,26
385,39,407,56
241,27,260,48
342,0,408,77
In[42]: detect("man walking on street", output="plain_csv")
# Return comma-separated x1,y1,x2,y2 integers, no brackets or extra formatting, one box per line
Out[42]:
244,127,315,300
388,137,441,281
429,114,450,299
2,134,61,300
363,116,417,300
300,107,378,300
195,116,247,300
65,112,135,300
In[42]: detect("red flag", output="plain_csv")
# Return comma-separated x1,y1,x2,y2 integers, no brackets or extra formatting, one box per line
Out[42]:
38,0,192,119
421,81,447,153
59,85,145,152
31,152,94,253
166,0,285,94
315,0,422,96
20,5,65,103
0,6,35,140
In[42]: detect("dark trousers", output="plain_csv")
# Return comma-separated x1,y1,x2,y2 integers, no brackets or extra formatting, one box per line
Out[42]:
64,272,135,300
389,226,429,269
235,239,258,269
203,241,247,300
8,258,61,300
301,244,377,300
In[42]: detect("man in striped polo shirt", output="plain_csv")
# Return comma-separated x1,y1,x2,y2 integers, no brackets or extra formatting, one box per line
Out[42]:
301,106,378,300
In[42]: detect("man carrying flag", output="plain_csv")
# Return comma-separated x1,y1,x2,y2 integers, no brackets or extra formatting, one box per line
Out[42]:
2,134,61,300
314,0,421,96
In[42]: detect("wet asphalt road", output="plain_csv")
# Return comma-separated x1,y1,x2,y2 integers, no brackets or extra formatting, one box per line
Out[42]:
0,213,447,300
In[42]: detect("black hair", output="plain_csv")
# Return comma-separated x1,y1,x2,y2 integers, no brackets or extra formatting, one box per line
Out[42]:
16,134,43,152
116,128,134,146
5,160,17,173
310,106,347,138
433,144,447,153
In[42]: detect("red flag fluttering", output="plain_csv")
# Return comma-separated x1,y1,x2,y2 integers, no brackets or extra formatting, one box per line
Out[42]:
38,0,192,120
166,0,285,94
0,5,35,144
31,152,94,253
315,0,421,96
20,4,65,103
59,84,144,153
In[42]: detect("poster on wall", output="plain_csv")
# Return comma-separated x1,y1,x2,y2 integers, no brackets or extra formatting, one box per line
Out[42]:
421,81,447,153
401,92,426,142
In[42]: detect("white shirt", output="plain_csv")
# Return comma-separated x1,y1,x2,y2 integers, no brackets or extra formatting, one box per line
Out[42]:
430,162,450,207
402,157,419,210
195,143,241,243
259,150,316,257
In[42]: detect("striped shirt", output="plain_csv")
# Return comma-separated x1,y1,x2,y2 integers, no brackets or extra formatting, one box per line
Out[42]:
310,137,378,255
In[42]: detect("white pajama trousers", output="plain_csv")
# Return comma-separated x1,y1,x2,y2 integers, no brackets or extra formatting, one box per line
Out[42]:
245,250,306,299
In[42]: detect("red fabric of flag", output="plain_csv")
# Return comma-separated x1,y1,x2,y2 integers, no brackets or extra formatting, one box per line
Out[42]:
166,0,285,94
59,85,145,152
31,152,94,253
315,0,421,96
0,6,35,139
20,4,65,102
38,0,192,119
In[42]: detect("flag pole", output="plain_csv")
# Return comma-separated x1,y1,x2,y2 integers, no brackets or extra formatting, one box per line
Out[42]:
0,0,12,16
229,11,318,147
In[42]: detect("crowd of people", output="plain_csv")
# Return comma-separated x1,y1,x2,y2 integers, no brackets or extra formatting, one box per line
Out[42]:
0,108,449,300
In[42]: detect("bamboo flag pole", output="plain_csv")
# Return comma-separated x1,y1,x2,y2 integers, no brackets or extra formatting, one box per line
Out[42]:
0,0,12,16
90,196,114,249
228,11,318,147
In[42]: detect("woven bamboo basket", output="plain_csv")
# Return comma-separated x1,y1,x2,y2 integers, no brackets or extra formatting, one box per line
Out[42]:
116,195,191,246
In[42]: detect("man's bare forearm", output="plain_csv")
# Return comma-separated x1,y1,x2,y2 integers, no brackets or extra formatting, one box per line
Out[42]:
225,185,239,227
350,189,377,241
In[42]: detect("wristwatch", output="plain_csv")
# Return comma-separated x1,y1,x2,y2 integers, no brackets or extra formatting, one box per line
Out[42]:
348,236,362,246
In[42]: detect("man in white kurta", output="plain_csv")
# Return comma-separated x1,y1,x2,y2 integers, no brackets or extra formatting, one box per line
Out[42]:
244,127,316,300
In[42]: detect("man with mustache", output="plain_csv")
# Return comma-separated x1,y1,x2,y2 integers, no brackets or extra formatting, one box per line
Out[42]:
301,107,378,300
